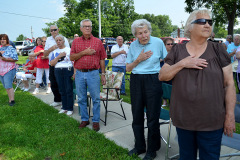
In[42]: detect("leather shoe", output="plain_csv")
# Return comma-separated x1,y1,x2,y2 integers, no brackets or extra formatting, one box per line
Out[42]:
142,151,156,160
128,148,146,156
92,122,100,132
79,121,90,129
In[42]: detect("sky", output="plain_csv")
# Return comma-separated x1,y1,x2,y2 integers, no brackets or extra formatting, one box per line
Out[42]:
0,0,190,41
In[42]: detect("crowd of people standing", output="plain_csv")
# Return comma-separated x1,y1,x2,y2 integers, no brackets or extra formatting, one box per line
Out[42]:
0,8,239,160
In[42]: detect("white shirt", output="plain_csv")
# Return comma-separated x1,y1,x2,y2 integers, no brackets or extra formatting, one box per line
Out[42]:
50,47,73,68
111,44,129,66
44,36,70,65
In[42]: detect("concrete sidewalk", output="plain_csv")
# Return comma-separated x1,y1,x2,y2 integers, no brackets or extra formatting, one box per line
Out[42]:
27,85,239,160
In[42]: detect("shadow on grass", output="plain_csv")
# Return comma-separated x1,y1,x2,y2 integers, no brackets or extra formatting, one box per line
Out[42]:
0,84,139,160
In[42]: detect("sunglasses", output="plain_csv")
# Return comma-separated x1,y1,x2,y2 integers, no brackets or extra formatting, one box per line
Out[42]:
42,41,46,42
50,29,58,32
191,19,213,26
166,43,173,46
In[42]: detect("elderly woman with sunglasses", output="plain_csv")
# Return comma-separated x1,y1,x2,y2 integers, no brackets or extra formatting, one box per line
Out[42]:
0,34,18,106
159,9,236,160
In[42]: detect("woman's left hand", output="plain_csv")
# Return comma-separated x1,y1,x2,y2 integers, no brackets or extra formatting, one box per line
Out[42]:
224,113,236,137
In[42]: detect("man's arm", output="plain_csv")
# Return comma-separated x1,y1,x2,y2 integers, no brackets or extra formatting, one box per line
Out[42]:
44,45,58,57
223,64,236,137
111,50,126,58
100,59,106,85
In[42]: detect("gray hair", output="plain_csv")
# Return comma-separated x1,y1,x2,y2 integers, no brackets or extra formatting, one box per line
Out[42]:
50,25,58,30
55,34,65,42
184,9,212,39
234,35,240,40
80,19,92,27
131,19,152,37
226,35,232,39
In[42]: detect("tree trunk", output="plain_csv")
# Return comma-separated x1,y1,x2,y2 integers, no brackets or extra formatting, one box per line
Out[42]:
228,17,234,37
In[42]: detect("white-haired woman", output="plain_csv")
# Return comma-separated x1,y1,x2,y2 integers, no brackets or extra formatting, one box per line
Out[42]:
50,35,74,116
159,9,236,159
126,19,167,160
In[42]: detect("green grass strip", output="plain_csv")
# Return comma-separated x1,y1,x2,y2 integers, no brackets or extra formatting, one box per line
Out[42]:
0,83,139,160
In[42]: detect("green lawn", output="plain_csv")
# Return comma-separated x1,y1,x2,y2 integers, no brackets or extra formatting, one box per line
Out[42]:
0,83,139,160
17,55,28,65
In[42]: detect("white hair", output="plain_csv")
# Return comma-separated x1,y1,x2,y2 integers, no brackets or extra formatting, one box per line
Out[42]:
184,9,212,39
55,34,65,42
50,25,58,30
131,19,152,37
80,19,92,27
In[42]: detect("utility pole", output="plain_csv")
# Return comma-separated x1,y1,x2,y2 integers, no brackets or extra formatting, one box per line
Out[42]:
31,26,34,40
98,0,101,38
180,20,184,29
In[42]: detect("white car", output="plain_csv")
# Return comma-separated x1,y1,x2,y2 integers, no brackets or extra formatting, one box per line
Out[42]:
15,41,30,55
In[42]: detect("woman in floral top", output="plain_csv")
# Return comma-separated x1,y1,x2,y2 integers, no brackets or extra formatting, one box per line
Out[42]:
0,34,18,106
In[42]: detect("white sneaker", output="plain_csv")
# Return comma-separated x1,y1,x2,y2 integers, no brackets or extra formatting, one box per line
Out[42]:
46,87,52,94
50,102,61,107
24,87,30,92
59,109,67,114
66,111,73,116
33,88,39,94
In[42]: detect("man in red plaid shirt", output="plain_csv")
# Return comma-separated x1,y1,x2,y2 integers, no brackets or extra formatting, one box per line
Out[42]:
70,19,106,132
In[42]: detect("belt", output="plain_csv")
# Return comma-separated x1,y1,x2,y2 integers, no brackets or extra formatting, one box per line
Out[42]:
78,69,97,72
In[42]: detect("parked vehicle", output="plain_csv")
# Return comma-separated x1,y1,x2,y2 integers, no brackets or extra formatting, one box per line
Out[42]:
100,38,117,58
15,40,31,55
20,43,35,56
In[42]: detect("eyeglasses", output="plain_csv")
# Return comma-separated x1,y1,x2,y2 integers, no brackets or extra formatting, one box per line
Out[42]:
42,41,46,42
82,26,92,28
166,43,173,46
50,29,58,32
191,19,213,26
74,36,79,37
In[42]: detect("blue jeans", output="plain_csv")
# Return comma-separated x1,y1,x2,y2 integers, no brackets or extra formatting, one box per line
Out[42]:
54,68,74,111
176,127,223,160
0,68,16,89
75,69,100,122
112,66,126,94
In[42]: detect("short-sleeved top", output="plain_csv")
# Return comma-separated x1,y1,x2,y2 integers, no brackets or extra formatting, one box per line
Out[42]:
34,45,49,69
70,35,107,70
165,41,231,131
224,41,231,48
126,36,167,74
111,44,129,66
227,43,239,63
0,46,18,76
25,60,37,77
50,47,72,68
44,36,70,65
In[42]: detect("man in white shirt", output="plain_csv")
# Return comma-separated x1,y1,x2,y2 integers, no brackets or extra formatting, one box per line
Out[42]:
111,36,129,95
43,25,70,107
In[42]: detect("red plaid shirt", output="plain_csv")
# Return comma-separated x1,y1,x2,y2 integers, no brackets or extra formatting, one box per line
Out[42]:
70,35,106,69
